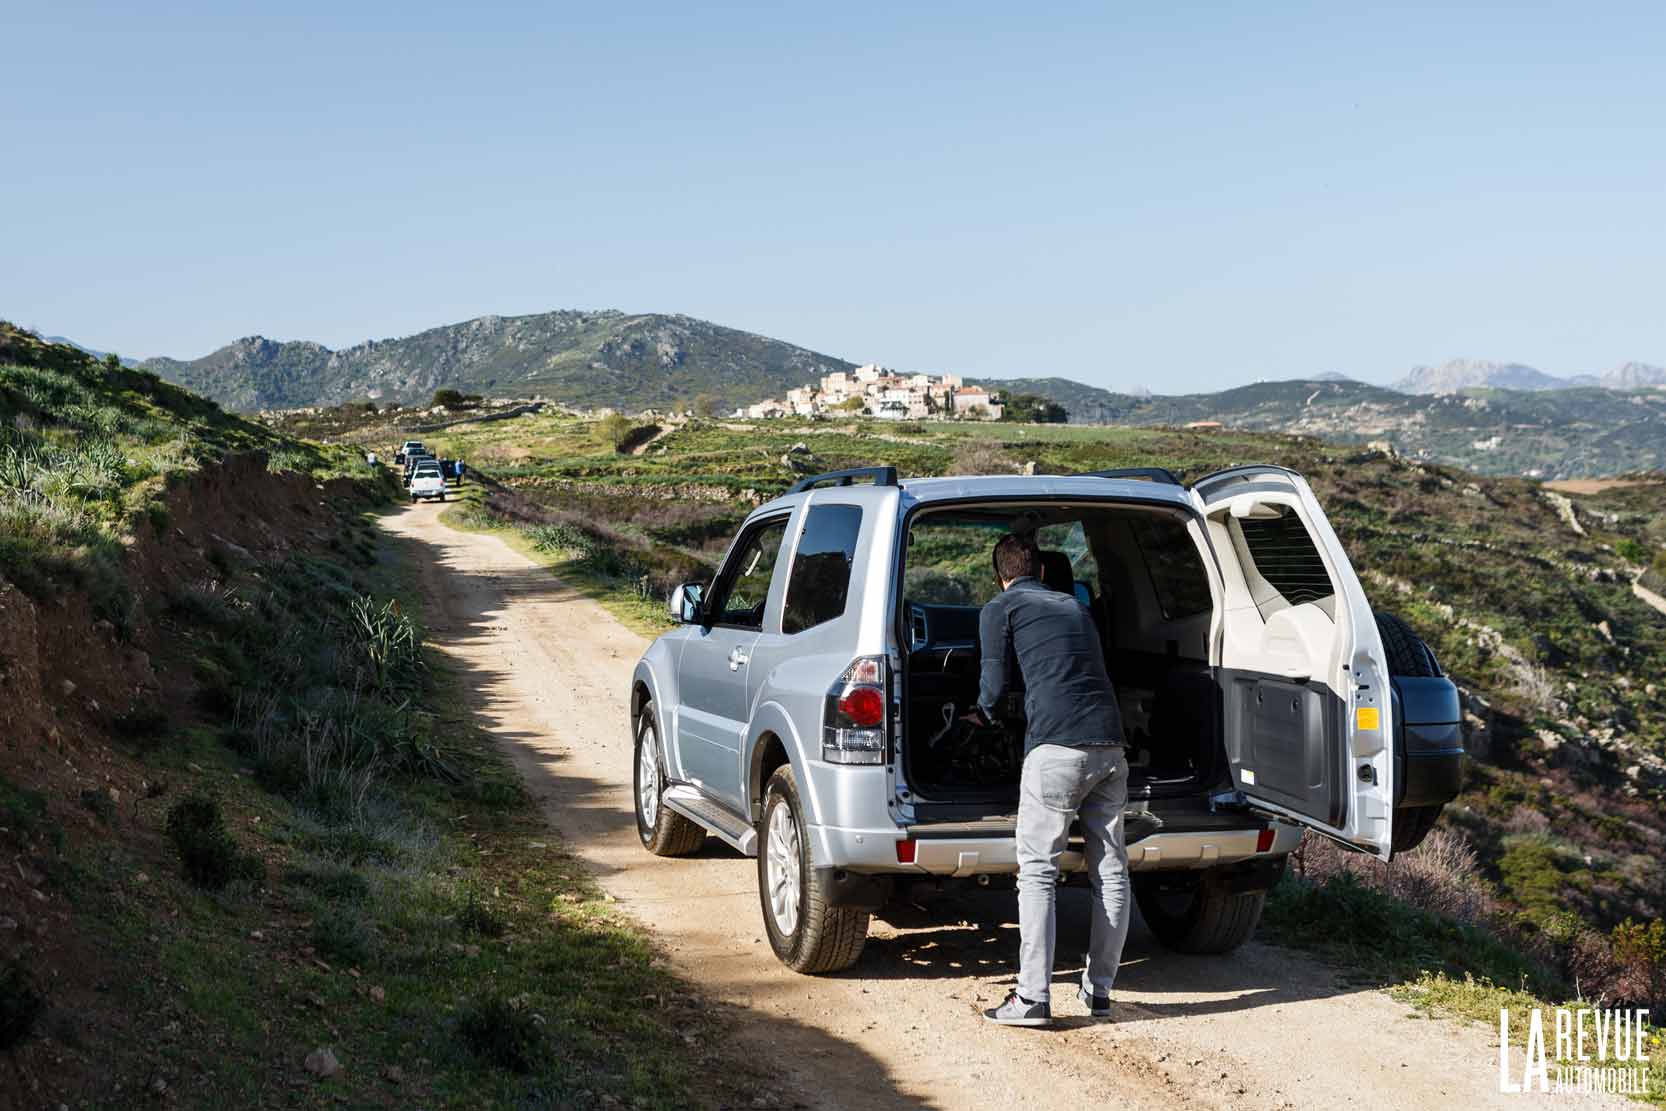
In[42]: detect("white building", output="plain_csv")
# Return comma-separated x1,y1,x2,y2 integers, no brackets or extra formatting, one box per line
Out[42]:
950,385,1003,420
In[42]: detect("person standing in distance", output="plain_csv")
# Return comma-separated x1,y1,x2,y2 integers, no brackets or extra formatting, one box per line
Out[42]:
966,533,1130,1026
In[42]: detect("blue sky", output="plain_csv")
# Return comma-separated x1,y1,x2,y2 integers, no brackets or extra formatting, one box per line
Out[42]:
4,1,1663,392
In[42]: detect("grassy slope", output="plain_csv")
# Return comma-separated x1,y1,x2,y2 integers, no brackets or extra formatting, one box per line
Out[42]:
0,330,745,1108
76,524,729,1108
0,322,367,627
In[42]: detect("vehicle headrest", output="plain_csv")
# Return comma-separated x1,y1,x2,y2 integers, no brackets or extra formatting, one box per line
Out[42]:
1037,549,1074,594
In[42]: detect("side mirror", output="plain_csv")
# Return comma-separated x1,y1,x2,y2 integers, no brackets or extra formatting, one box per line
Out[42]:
669,582,705,624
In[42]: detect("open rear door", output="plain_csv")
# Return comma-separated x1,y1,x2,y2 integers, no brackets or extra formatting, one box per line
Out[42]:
1190,466,1395,859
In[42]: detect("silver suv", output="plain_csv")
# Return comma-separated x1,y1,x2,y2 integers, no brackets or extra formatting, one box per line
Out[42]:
630,465,1462,973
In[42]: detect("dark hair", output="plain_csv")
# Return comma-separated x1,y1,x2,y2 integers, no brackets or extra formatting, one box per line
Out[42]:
992,533,1037,583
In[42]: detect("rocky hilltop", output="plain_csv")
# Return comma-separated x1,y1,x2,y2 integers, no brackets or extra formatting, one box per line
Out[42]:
139,310,856,412
1393,357,1666,394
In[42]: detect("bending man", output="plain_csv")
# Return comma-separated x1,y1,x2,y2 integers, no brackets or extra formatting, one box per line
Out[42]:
968,533,1130,1026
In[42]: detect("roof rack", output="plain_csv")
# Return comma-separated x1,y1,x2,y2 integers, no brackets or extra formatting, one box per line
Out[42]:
786,466,900,495
1080,467,1183,486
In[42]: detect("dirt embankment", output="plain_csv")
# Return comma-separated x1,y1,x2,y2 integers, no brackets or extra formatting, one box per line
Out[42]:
2,455,378,753
0,454,386,1108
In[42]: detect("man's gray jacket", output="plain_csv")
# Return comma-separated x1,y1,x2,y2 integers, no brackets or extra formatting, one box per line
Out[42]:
976,576,1125,755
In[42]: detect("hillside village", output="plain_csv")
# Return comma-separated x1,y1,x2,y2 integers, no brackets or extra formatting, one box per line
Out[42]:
740,363,1005,420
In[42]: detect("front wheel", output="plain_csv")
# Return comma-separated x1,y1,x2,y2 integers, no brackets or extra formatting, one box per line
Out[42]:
758,766,868,973
1133,870,1267,954
633,707,704,856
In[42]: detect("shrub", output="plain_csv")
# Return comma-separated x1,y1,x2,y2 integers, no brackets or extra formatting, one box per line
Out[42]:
310,906,374,965
456,993,542,1073
949,440,1017,476
1295,828,1495,927
456,888,507,938
348,595,423,693
528,522,593,555
432,388,466,409
595,412,633,450
164,792,262,891
283,860,370,902
1497,835,1571,925
0,961,44,1050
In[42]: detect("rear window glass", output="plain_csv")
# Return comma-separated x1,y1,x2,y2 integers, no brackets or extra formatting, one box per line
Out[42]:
1129,516,1212,619
1235,508,1334,605
782,505,862,634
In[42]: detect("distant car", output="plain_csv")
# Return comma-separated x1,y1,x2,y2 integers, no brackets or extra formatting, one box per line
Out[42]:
402,451,433,483
408,460,446,502
395,440,426,467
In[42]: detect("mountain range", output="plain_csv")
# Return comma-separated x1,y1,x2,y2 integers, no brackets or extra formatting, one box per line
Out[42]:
1392,358,1666,394
983,375,1666,479
48,309,1665,478
134,311,855,413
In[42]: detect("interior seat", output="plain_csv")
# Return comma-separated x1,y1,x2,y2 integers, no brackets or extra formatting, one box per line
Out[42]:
1036,549,1074,594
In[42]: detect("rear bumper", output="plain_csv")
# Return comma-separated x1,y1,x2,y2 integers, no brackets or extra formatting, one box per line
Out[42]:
808,820,1302,878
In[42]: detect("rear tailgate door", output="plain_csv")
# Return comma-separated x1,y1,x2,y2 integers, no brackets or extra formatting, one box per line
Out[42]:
1189,466,1394,859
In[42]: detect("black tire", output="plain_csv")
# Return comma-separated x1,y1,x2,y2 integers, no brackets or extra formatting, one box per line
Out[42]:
1392,804,1443,854
437,492,446,502
1373,611,1441,677
758,765,869,973
1133,870,1268,954
632,707,705,857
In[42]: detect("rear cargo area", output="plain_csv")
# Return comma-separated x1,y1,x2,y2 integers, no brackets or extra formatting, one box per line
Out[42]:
897,500,1225,806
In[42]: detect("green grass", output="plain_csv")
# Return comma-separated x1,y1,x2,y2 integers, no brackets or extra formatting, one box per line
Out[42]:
50,512,741,1108
1262,872,1562,995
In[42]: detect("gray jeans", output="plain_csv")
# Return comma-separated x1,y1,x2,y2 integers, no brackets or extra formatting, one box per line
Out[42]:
1015,743,1130,1004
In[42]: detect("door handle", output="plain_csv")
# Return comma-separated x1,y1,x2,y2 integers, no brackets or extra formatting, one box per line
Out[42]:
728,647,749,671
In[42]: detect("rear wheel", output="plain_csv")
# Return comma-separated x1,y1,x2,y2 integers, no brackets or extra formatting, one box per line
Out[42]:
1133,870,1267,954
758,765,869,973
633,707,704,856
1373,611,1450,854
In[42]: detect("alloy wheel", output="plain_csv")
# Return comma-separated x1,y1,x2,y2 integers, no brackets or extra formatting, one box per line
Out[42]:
766,800,802,935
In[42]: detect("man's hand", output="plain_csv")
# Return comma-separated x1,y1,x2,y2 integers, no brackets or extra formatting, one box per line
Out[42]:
959,707,991,727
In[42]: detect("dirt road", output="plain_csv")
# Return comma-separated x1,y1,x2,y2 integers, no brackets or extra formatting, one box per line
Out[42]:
383,502,1623,1111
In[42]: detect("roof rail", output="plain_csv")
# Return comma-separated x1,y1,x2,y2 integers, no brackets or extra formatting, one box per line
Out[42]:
785,466,900,495
1080,467,1183,486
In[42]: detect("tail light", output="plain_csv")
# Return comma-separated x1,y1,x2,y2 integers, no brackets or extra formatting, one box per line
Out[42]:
823,656,888,765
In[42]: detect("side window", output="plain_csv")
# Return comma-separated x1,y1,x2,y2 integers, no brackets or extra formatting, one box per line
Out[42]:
707,517,790,630
1129,515,1212,619
1234,507,1334,606
782,505,863,635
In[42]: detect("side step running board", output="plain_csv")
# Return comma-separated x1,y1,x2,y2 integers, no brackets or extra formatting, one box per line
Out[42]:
663,786,758,857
